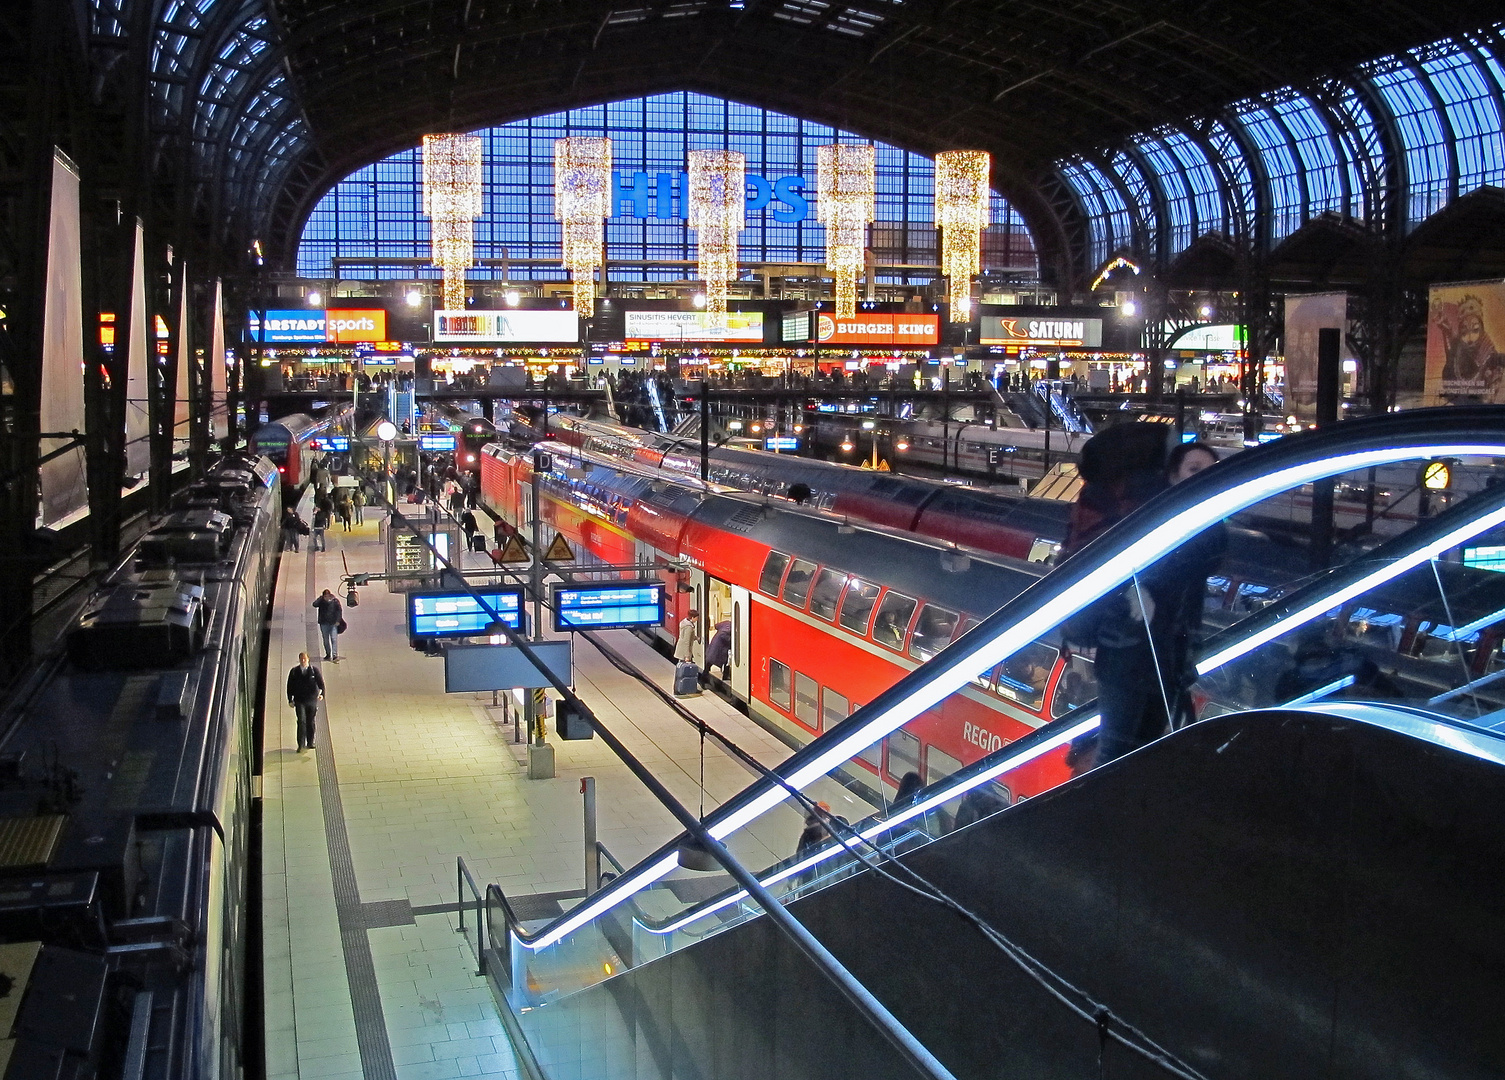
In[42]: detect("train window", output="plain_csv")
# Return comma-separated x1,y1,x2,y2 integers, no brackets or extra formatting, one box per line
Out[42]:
873,591,918,651
821,688,849,731
794,673,820,728
886,728,922,782
857,732,882,771
758,551,791,596
1051,653,1099,719
996,640,1059,712
769,659,793,710
926,746,962,787
909,605,960,662
839,580,882,634
781,559,818,608
808,569,847,621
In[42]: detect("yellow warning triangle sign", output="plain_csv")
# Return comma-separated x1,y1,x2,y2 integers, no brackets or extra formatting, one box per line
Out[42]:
543,533,575,562
497,534,530,563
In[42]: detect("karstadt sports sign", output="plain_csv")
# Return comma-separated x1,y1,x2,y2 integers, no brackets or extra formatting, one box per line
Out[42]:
247,309,388,343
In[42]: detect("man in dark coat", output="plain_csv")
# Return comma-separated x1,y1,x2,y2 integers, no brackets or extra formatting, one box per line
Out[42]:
313,588,343,662
286,651,324,752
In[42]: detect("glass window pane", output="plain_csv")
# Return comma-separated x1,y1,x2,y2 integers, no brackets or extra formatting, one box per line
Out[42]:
769,658,792,710
781,559,817,608
809,568,847,621
873,591,918,650
909,604,960,661
886,728,921,781
1051,653,1099,719
758,550,790,595
821,688,849,730
857,729,881,770
839,579,882,633
996,640,1060,711
794,672,820,727
926,745,962,786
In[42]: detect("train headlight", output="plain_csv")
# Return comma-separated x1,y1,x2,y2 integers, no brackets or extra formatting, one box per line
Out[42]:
896,440,910,452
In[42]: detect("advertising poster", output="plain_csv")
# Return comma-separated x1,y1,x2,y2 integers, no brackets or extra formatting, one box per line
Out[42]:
817,313,939,346
979,316,1102,347
39,150,87,526
1426,280,1505,404
246,309,387,343
1282,292,1350,419
433,309,579,343
623,310,764,342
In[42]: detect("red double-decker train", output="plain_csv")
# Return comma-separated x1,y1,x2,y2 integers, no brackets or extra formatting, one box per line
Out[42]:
479,440,1080,803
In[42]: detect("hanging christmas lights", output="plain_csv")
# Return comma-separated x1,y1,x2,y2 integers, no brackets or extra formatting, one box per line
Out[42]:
553,136,613,319
421,133,483,310
815,143,875,320
687,150,745,330
934,150,990,322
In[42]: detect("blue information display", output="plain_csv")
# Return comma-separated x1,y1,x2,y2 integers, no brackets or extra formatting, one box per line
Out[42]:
313,436,350,451
418,434,458,451
553,581,665,632
409,589,525,639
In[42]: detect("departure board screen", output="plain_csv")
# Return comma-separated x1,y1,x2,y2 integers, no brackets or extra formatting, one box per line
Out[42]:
409,589,524,638
553,581,665,632
418,434,457,451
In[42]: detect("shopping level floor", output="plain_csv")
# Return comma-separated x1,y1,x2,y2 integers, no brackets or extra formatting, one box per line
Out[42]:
260,502,872,1080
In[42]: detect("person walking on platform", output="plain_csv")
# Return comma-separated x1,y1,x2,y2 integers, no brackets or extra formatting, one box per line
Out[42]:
311,500,331,552
351,484,365,525
313,588,344,662
287,651,324,752
281,506,303,552
335,492,353,531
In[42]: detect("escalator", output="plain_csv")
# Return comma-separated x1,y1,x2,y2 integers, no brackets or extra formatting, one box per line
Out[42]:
474,408,1505,1079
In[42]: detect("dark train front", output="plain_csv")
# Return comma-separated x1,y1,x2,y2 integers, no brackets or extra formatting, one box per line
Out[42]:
0,455,280,1080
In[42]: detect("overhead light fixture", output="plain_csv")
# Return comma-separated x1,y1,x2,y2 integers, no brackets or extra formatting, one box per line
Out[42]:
687,149,744,331
692,292,706,309
1120,300,1138,317
816,143,875,320
421,133,484,310
307,290,322,306
934,150,990,323
505,290,520,307
1199,304,1214,319
406,289,423,307
554,136,613,319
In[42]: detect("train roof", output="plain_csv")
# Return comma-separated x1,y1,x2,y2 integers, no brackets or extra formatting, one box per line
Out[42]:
251,404,354,442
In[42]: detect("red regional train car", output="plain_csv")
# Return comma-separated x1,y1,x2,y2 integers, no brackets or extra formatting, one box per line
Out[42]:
480,440,1081,803
248,405,353,491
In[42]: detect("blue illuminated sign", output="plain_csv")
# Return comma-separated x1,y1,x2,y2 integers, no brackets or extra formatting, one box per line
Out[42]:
248,310,327,343
764,437,801,451
613,171,809,223
553,581,666,632
409,589,525,639
418,434,457,451
313,437,350,452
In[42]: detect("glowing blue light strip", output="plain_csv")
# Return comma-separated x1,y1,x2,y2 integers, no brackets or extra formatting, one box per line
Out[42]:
1197,499,1505,675
524,853,679,950
712,443,1505,838
1281,675,1355,707
652,716,1101,936
1429,666,1505,705
1441,605,1505,641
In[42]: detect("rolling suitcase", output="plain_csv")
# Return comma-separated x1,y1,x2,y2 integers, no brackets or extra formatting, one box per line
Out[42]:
674,661,702,697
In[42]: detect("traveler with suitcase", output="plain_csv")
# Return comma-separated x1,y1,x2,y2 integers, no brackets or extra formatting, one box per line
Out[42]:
673,609,701,696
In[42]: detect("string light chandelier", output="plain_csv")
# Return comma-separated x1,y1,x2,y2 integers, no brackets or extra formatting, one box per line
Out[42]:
816,143,875,320
421,133,483,310
687,150,745,330
553,136,613,319
934,150,991,322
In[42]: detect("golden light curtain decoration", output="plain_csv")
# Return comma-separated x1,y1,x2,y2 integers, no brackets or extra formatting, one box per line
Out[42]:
934,150,991,322
553,136,613,319
815,143,875,319
687,150,746,330
421,133,484,310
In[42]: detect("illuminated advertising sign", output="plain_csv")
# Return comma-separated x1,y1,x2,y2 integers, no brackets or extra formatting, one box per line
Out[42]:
623,310,765,342
354,341,411,366
980,316,1103,347
433,310,579,342
247,309,388,343
612,171,809,223
816,313,939,345
552,581,665,631
782,311,814,343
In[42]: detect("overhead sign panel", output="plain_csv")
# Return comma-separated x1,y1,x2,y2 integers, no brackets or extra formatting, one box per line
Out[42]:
409,588,525,639
782,310,814,343
433,309,579,342
980,316,1103,348
552,581,665,632
623,310,765,342
418,434,457,451
444,640,572,692
817,313,939,345
247,309,388,343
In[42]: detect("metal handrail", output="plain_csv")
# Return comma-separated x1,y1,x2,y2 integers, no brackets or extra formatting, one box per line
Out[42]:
455,856,486,977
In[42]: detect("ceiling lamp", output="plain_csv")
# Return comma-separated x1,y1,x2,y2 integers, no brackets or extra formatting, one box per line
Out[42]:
421,133,484,310
816,143,875,320
554,136,613,319
934,150,990,323
687,150,745,331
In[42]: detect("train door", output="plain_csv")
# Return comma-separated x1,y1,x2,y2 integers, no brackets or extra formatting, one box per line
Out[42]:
729,583,751,699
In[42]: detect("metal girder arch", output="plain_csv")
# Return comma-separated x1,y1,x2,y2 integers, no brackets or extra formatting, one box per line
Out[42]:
1118,142,1177,272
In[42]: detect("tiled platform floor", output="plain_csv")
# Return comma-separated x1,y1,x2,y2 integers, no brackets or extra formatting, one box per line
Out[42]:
261,502,863,1080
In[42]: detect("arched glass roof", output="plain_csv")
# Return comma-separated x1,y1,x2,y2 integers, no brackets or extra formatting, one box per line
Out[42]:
1057,25,1505,272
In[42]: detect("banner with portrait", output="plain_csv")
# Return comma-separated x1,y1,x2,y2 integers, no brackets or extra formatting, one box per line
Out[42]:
1426,280,1505,404
1282,292,1349,420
